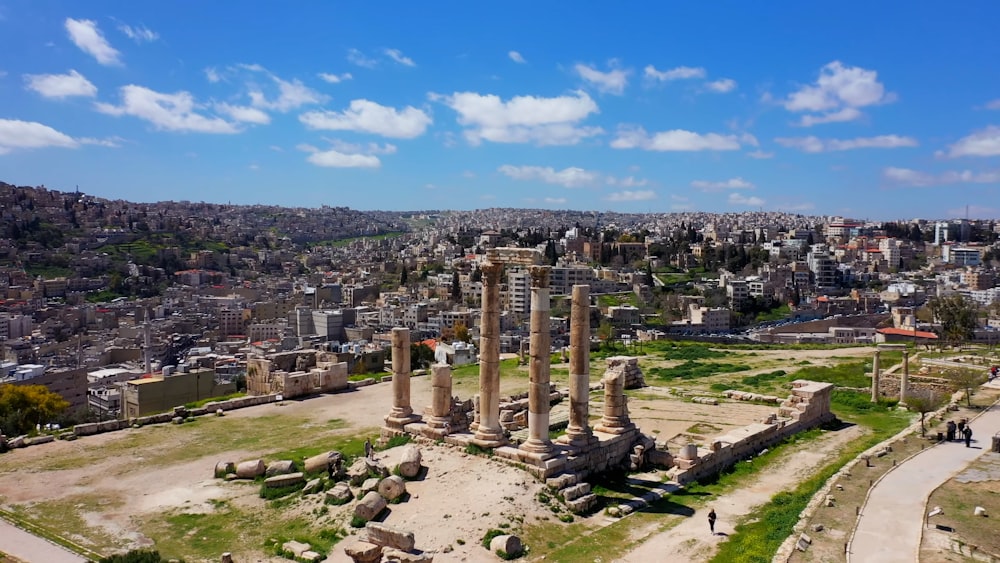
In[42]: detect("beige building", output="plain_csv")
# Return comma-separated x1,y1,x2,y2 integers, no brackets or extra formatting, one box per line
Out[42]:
122,369,234,418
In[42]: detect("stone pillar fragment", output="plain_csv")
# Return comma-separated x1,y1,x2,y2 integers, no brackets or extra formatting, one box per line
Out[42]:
563,284,593,446
900,349,909,404
871,349,881,403
521,266,553,455
474,262,506,446
428,363,452,430
595,358,634,434
385,327,419,429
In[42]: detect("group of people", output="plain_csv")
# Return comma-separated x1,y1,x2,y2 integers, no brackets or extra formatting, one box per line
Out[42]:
945,418,974,447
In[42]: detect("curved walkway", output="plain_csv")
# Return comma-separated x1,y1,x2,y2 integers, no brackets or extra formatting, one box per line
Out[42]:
849,391,1000,562
0,518,86,563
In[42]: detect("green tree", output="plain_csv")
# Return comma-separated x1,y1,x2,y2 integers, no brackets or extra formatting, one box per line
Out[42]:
905,391,943,437
410,343,435,371
454,322,471,343
399,267,408,286
0,384,71,436
451,270,461,301
948,368,987,407
928,294,978,348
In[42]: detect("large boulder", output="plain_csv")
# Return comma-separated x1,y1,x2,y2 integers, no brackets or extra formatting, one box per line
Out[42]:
214,461,235,478
381,549,434,563
490,535,523,557
364,522,415,551
348,458,370,486
360,477,381,496
354,491,387,522
303,478,324,495
325,482,353,505
304,451,343,474
265,459,297,477
378,475,407,501
365,458,390,479
398,445,422,479
235,459,266,479
343,540,382,563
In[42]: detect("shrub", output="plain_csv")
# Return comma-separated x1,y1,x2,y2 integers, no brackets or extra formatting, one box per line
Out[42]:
99,551,182,563
350,515,367,528
482,529,505,550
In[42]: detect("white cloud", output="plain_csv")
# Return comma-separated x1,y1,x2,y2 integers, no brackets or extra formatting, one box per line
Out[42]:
205,68,222,83
347,48,378,68
644,65,705,81
79,136,123,148
249,75,328,112
883,166,1000,187
214,103,271,124
384,48,415,67
691,177,754,191
785,61,894,126
607,175,649,188
498,165,599,188
297,141,385,168
747,150,774,159
942,126,1000,157
96,85,240,133
434,90,602,146
508,51,526,64
775,135,917,153
117,23,158,43
300,100,431,138
65,18,121,66
612,126,747,151
776,202,816,212
986,99,1000,110
729,193,765,207
704,78,737,93
574,62,629,95
0,118,79,152
318,72,353,84
24,70,96,99
544,197,567,204
249,164,259,171
606,190,656,202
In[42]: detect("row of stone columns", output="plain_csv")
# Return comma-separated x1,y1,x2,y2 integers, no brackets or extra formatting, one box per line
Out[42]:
871,346,910,404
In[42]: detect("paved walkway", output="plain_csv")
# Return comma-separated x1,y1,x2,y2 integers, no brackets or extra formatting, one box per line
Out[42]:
849,388,1000,562
0,518,87,563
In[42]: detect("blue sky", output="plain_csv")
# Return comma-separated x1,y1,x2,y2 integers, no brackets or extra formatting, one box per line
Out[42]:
1,2,999,219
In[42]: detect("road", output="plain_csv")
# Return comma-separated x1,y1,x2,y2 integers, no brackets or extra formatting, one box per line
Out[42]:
0,518,87,563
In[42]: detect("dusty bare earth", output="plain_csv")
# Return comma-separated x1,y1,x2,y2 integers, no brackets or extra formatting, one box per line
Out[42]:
0,346,876,562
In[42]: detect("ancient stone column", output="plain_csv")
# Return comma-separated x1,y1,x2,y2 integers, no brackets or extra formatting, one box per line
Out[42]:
385,327,419,428
595,358,633,434
521,266,553,455
428,363,452,430
899,349,909,403
871,349,881,403
563,284,593,446
474,262,505,446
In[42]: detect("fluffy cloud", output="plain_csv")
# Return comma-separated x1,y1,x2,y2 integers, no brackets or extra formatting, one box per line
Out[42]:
691,177,754,191
883,166,1000,186
644,65,705,81
434,90,602,146
0,118,80,153
300,100,431,138
612,127,751,151
297,141,392,168
498,165,599,188
347,48,378,68
24,70,97,99
729,193,765,207
607,175,649,188
214,103,271,124
747,150,774,159
606,190,656,202
704,78,737,93
384,48,415,67
318,72,353,83
775,135,917,153
574,62,629,95
117,23,158,43
248,75,328,112
509,51,526,64
785,61,894,126
205,68,222,83
96,85,240,133
65,18,121,66
941,126,1000,157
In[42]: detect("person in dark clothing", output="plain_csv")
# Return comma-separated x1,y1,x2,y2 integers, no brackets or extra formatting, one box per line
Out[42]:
946,420,957,441
958,419,966,435
963,426,973,447
708,508,717,534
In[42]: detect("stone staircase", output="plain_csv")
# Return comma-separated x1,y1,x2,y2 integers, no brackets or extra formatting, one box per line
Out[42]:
546,472,598,514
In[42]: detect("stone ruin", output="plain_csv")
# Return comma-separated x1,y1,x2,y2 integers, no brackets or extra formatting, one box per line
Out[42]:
378,260,838,517
246,351,349,399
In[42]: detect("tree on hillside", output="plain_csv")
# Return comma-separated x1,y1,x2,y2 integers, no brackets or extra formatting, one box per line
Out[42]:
450,270,461,301
905,391,943,437
949,368,987,407
928,295,978,348
410,343,435,371
0,384,70,436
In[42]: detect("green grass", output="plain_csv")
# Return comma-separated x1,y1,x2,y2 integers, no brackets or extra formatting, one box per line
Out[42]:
659,343,727,361
755,304,793,322
25,265,74,279
184,392,246,409
646,361,752,381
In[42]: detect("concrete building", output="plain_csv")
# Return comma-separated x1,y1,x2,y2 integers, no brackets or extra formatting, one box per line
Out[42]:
122,369,234,418
688,305,731,333
507,269,530,314
942,245,981,266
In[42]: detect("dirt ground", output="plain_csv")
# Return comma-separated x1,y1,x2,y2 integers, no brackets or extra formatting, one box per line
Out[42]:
0,346,883,562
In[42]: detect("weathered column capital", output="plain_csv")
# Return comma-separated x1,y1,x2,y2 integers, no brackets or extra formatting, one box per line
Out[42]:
529,265,551,289
481,261,504,287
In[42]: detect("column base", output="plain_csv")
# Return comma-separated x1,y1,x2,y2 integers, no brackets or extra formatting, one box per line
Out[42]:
558,429,598,447
473,426,507,448
427,416,451,429
384,413,421,430
519,438,555,457
594,421,634,435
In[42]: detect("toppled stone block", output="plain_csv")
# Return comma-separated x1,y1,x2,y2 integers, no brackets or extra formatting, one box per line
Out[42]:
378,475,407,501
361,477,381,496
974,506,987,517
489,535,523,558
214,461,235,478
343,540,382,563
299,551,322,562
812,524,824,532
264,472,305,489
364,522,415,551
326,482,353,505
283,540,311,558
304,451,343,474
355,491,388,522
235,459,266,479
348,458,370,486
398,445,422,478
303,478,323,495
566,493,598,514
382,548,434,562
265,459,297,477
365,458,390,478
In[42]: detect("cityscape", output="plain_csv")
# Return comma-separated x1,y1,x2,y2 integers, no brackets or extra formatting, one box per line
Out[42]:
2,3,1000,563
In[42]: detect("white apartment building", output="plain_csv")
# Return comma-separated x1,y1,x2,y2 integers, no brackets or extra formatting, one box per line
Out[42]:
879,237,901,269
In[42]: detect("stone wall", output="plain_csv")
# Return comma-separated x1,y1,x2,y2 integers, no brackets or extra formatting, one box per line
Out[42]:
604,356,646,390
876,374,954,401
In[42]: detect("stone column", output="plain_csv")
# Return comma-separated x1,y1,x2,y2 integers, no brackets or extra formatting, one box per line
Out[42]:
474,262,505,446
385,327,419,428
595,358,633,434
900,349,909,403
521,266,553,455
563,284,593,446
428,363,453,431
871,349,881,403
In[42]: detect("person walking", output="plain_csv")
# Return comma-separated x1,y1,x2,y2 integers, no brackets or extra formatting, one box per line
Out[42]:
708,508,717,534
963,425,973,448
364,437,373,459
